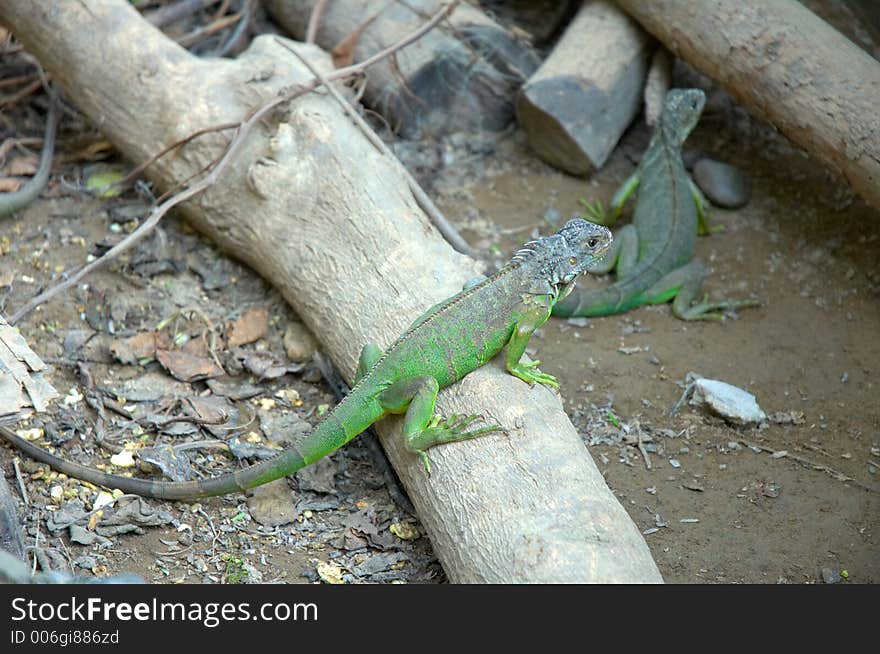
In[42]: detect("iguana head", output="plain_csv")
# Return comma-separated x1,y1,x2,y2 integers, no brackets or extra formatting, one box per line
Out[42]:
512,218,612,297
554,218,613,286
660,88,706,145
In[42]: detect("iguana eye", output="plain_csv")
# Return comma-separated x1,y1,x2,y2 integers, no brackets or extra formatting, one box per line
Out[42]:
587,237,598,248
568,256,577,266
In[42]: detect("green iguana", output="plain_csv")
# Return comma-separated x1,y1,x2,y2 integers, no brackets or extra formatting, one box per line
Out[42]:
553,88,758,321
0,219,612,500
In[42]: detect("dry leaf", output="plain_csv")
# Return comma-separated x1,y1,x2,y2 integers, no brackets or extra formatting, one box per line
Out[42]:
6,155,38,176
0,178,22,193
110,332,158,364
331,14,378,68
226,307,269,347
156,348,224,382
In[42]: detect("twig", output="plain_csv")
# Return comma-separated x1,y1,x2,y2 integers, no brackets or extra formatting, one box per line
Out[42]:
9,1,458,326
0,74,36,90
737,439,877,494
177,10,242,49
282,35,477,258
0,77,42,109
12,457,29,506
306,0,330,44
145,0,217,28
214,0,253,57
103,122,238,196
636,432,652,470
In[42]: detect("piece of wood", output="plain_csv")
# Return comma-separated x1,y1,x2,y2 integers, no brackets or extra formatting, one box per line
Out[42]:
516,0,654,175
0,316,58,417
264,0,540,138
615,0,880,212
0,0,662,583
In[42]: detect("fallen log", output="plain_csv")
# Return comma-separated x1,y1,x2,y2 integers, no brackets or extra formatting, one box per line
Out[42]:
264,0,540,138
0,0,662,583
516,0,654,175
615,0,880,212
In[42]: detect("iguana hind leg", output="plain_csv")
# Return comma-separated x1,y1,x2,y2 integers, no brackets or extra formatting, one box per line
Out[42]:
642,261,759,320
378,376,502,473
354,343,383,384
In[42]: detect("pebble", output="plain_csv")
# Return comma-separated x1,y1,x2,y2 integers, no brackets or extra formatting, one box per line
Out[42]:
693,158,752,208
69,525,97,546
283,322,319,363
821,567,842,584
691,377,766,425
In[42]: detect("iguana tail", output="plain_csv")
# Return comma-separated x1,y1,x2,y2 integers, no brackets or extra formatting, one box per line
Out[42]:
0,386,379,500
0,424,311,500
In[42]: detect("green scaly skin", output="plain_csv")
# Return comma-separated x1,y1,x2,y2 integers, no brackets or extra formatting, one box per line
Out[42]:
0,219,612,500
553,88,759,321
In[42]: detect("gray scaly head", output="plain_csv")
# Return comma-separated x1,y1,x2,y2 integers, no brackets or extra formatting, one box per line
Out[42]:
511,218,612,298
659,88,706,145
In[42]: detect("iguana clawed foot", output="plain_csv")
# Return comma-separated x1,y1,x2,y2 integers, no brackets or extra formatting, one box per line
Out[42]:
406,413,504,474
676,293,761,321
508,359,559,390
578,199,620,227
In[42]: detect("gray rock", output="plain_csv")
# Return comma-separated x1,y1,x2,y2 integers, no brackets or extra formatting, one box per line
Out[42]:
691,378,766,425
821,567,842,584
295,456,337,494
693,158,752,208
283,322,319,363
69,525,97,546
351,551,409,578
259,411,311,448
246,479,297,527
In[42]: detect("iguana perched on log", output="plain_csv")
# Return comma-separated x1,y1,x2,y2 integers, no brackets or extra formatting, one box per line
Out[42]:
553,88,759,321
0,219,612,500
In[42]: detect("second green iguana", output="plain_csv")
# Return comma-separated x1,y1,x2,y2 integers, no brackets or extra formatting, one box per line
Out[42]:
553,88,758,321
0,219,612,500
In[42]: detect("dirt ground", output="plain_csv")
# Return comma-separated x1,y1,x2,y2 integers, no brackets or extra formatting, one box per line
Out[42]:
2,6,878,585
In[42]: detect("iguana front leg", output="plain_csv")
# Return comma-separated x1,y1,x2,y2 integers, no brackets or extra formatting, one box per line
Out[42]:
580,172,640,227
506,299,559,390
378,376,502,473
689,179,724,235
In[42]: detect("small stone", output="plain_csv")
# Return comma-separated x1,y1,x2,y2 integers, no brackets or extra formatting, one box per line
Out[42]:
246,479,297,527
110,450,135,468
727,441,742,450
669,459,681,469
390,522,420,541
691,377,766,425
69,525,97,546
821,567,842,584
316,561,345,585
283,322,318,363
693,158,752,208
93,491,115,510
